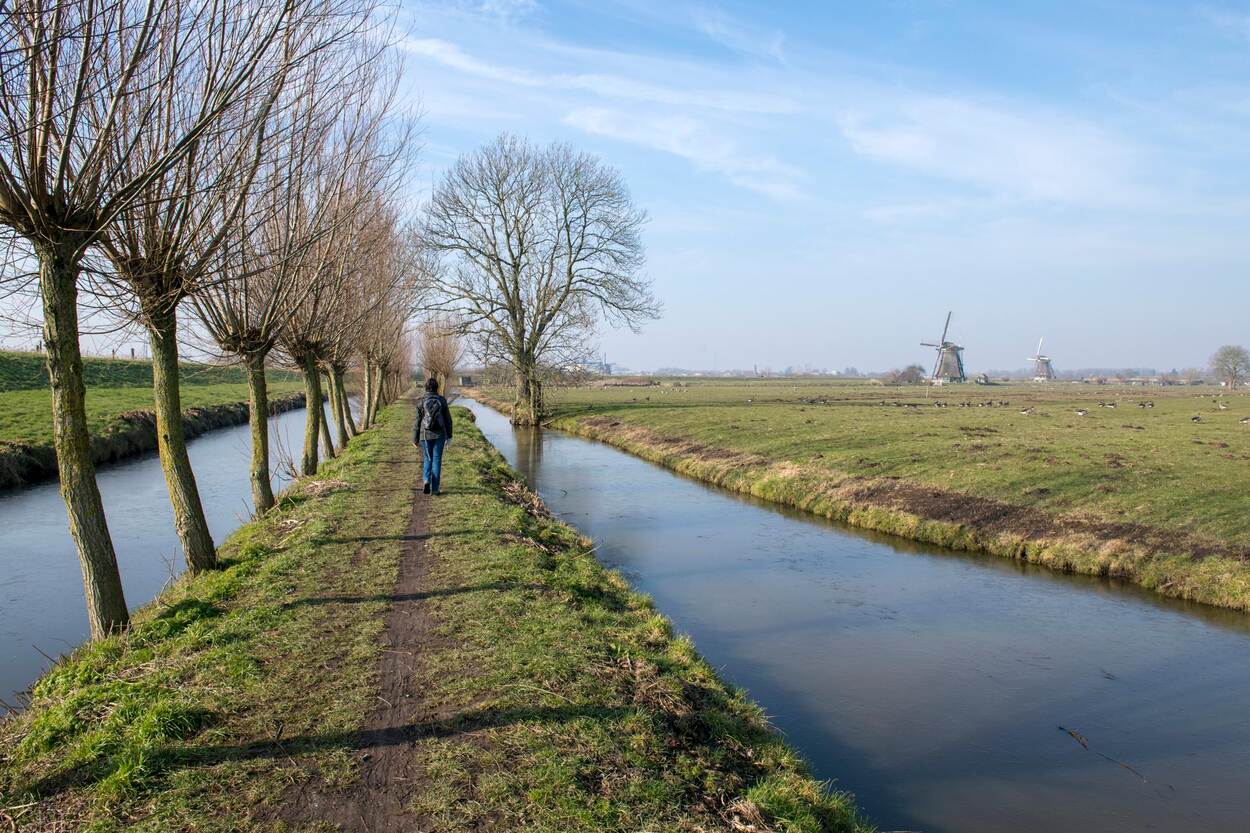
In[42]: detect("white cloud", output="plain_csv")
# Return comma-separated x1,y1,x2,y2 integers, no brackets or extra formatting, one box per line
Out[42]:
403,38,541,85
402,37,798,114
478,0,538,17
563,107,803,199
413,0,539,20
836,96,1147,205
692,7,786,62
861,199,979,225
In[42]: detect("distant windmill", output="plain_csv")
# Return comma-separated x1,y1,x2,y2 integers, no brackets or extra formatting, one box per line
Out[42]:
1029,338,1055,381
921,311,966,384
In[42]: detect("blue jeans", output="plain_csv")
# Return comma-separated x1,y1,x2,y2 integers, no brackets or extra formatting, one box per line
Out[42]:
421,436,446,493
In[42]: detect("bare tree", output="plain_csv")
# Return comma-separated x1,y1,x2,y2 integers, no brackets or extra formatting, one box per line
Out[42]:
425,134,659,425
317,200,400,448
1211,345,1250,388
90,12,318,571
417,315,464,394
190,7,387,512
0,0,300,635
355,222,428,427
887,364,927,385
263,41,414,475
278,162,415,473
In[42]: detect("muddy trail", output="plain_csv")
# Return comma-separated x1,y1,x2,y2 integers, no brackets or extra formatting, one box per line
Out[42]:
280,470,443,832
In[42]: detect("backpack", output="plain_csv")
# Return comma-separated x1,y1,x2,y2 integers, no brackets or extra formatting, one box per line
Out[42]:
421,394,444,434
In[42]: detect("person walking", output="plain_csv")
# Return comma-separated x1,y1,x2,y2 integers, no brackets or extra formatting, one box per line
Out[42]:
414,378,454,495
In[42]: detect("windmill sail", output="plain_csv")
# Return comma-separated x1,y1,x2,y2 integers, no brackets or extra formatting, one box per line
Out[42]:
921,311,966,383
1029,337,1055,381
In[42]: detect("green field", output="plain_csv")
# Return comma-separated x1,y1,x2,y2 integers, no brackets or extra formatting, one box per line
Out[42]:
0,351,302,448
474,378,1250,609
0,401,863,833
0,350,283,393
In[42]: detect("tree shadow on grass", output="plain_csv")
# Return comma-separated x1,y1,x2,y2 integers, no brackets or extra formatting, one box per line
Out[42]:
282,580,535,608
22,703,633,800
348,484,492,497
311,529,482,546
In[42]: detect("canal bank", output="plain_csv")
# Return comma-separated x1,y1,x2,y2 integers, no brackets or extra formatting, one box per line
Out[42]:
463,390,1250,613
463,396,1250,833
0,400,863,833
0,392,306,490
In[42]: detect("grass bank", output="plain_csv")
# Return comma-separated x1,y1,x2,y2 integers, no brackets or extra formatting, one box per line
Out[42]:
469,380,1250,612
0,397,866,832
0,351,304,489
0,350,300,393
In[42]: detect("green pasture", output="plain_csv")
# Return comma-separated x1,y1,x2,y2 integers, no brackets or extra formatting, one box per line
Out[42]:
522,378,1250,548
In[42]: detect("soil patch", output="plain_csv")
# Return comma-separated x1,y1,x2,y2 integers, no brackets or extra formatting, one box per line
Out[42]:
279,491,448,830
847,477,1250,562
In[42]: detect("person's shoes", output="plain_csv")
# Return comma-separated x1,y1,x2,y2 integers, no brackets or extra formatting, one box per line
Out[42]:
422,482,431,494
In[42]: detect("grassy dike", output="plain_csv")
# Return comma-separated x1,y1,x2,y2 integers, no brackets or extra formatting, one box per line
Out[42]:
0,397,869,832
468,389,1250,613
0,352,304,488
0,389,306,489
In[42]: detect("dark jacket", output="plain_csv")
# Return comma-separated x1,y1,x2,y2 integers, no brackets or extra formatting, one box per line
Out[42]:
414,393,453,443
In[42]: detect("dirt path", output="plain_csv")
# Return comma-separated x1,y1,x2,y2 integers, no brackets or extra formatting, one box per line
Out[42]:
287,487,446,831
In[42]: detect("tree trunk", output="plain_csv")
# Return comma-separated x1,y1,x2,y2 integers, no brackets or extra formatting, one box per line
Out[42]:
319,388,335,460
299,354,322,476
333,367,357,438
340,382,357,437
366,364,381,425
37,241,129,637
361,361,374,429
512,366,543,426
145,303,217,572
244,353,275,514
325,366,351,449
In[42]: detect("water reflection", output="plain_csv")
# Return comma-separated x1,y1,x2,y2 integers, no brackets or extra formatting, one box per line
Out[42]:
512,424,545,476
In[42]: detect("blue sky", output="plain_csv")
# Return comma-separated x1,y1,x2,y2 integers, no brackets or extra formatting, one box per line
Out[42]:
400,0,1250,373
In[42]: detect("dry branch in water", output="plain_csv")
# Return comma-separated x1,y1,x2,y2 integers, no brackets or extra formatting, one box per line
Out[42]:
501,479,554,519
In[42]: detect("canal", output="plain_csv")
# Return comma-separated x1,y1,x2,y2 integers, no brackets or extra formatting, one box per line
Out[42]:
465,398,1250,833
0,406,308,706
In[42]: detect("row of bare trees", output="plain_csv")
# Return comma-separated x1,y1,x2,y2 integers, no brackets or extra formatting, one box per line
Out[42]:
1,0,422,639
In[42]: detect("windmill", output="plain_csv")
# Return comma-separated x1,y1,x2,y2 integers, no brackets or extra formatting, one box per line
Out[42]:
921,311,966,384
1029,338,1055,381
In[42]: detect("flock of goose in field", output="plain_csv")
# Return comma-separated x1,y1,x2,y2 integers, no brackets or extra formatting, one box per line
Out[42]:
862,394,1249,426
877,399,1013,409
732,389,1250,427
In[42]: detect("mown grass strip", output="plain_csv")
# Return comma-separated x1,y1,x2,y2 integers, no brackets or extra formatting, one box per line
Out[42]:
1,398,868,832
